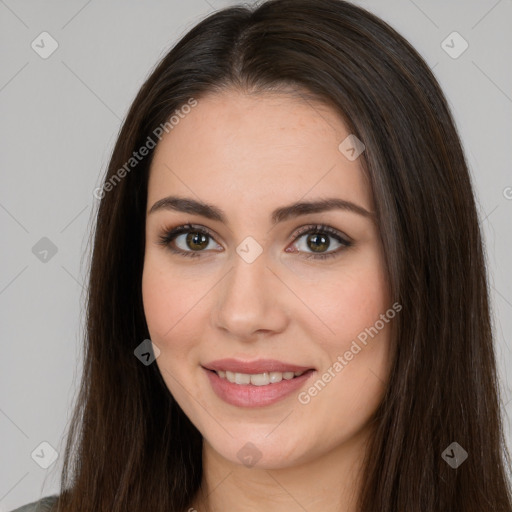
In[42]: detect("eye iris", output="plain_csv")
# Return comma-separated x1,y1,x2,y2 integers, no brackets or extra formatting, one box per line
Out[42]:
186,232,209,250
307,233,329,252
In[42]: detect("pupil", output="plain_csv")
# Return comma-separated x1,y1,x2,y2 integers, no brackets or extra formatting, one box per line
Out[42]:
308,233,329,252
187,232,208,250
183,232,330,253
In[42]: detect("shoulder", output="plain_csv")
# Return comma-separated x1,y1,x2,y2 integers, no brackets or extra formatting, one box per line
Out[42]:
9,495,59,512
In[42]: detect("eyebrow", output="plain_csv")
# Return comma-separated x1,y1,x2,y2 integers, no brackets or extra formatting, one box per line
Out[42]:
148,195,374,224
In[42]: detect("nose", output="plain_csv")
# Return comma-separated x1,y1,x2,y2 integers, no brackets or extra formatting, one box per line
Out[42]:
211,247,289,340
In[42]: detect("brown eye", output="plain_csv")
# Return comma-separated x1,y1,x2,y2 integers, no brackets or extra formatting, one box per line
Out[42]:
290,224,352,260
185,231,209,251
158,224,221,258
306,233,330,253
158,223,352,261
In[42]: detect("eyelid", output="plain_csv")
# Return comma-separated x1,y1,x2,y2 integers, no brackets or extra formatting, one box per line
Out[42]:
290,223,353,244
157,223,221,250
157,222,352,259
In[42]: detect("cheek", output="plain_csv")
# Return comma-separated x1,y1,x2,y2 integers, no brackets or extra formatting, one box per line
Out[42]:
142,259,204,405
291,253,390,346
298,318,393,448
293,249,392,408
141,265,174,341
141,256,200,355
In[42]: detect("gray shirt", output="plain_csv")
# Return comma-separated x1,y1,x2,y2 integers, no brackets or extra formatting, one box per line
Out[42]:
9,495,59,512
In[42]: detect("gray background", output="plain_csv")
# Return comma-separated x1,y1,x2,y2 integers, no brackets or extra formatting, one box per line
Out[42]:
1,0,511,509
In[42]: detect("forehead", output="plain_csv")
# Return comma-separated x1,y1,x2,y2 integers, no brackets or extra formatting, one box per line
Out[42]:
147,90,372,216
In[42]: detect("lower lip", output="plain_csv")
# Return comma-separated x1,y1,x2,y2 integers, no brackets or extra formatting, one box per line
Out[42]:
203,367,315,407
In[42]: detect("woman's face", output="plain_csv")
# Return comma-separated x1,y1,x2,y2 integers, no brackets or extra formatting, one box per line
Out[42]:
142,89,394,469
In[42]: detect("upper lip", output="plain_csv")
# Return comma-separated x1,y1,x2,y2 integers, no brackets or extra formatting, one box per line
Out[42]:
203,358,315,374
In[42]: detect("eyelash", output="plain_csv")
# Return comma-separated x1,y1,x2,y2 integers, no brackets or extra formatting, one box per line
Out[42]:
157,223,352,260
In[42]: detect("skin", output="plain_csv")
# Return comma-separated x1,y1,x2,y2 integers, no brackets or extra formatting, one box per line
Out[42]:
142,88,395,512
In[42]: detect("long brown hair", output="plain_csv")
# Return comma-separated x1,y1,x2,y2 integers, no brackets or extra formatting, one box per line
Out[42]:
52,0,512,510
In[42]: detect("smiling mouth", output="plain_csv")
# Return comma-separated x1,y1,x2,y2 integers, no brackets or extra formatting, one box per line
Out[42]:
205,368,314,386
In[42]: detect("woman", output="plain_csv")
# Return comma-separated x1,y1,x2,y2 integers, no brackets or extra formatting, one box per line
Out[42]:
12,0,512,510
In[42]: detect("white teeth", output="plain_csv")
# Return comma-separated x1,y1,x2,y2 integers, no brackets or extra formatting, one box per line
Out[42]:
235,372,251,385
269,372,283,383
216,370,306,385
250,373,270,386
